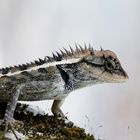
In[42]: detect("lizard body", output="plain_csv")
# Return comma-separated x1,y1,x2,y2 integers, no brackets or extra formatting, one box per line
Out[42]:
0,44,128,139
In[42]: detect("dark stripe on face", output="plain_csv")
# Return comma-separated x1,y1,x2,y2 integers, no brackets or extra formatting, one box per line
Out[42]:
84,60,104,67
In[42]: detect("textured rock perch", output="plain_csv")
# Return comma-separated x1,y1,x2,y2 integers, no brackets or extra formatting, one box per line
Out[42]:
0,102,95,140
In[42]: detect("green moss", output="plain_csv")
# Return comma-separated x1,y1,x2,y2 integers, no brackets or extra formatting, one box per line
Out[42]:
0,103,96,140
60,127,94,140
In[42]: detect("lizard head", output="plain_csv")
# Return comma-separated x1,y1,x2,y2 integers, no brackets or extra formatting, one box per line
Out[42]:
49,44,128,85
81,48,129,83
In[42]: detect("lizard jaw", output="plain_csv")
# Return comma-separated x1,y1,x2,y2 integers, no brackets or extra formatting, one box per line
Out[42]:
95,72,129,83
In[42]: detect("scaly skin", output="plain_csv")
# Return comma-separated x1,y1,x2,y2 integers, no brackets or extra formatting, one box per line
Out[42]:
0,44,128,139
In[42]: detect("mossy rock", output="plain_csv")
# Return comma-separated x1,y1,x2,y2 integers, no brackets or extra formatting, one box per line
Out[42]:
0,103,95,140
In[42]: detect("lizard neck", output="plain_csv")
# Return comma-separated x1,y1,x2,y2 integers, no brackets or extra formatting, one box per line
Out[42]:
58,63,103,91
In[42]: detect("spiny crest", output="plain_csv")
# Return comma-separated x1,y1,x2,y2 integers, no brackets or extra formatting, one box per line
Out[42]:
0,44,95,76
0,58,46,75
45,43,95,62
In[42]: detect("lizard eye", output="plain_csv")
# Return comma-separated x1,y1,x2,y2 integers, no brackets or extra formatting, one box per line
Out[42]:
105,58,116,71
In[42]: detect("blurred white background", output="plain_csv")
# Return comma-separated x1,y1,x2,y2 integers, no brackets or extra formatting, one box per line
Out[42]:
0,0,140,140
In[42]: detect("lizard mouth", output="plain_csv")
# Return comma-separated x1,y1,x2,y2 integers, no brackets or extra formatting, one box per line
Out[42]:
97,72,129,83
101,75,128,83
90,70,129,83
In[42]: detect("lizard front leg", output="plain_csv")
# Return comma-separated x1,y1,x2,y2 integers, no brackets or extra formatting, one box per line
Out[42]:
51,99,65,118
3,84,24,140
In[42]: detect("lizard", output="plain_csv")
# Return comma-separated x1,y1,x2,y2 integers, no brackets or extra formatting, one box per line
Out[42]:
0,44,128,139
